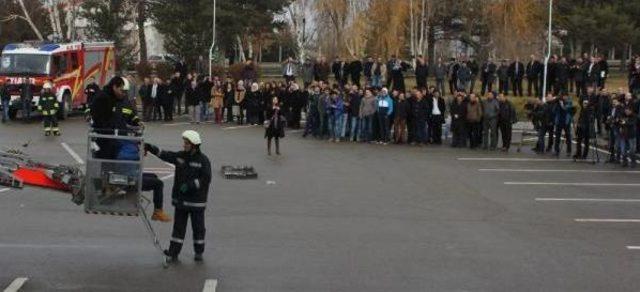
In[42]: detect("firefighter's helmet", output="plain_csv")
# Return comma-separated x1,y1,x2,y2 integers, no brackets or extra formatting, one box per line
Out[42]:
182,130,201,145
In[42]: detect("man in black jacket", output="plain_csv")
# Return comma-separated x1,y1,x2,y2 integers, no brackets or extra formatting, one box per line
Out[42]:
526,54,542,97
572,58,585,97
509,57,525,97
536,94,556,153
411,91,428,145
415,55,429,90
449,92,467,147
139,77,152,122
480,58,497,96
20,78,33,122
90,76,142,159
363,56,374,86
555,57,570,95
584,56,600,89
597,55,609,90
332,57,345,88
497,60,510,95
575,95,596,160
497,93,517,151
1,83,9,123
350,58,363,88
145,130,212,263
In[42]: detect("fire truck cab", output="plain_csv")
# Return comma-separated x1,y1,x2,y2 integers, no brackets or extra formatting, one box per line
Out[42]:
0,41,115,120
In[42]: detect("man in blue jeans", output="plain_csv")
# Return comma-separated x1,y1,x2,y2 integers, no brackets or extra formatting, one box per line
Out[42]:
1,84,9,123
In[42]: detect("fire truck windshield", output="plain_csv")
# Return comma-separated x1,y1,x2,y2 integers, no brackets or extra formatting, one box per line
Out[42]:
0,54,50,76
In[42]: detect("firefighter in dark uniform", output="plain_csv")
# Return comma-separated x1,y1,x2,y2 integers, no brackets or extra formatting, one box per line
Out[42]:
84,76,101,117
38,82,60,136
144,130,212,263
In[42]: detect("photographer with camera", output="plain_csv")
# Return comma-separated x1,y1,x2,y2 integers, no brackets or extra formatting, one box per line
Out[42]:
534,94,556,154
574,93,597,160
605,97,623,163
553,94,575,157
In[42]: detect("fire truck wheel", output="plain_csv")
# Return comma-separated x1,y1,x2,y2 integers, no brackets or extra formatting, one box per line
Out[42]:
59,92,72,120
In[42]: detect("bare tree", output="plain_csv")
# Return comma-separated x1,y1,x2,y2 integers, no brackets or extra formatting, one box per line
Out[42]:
4,0,45,40
286,0,317,63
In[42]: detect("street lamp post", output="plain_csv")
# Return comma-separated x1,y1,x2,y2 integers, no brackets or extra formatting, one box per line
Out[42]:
208,0,216,77
541,0,553,102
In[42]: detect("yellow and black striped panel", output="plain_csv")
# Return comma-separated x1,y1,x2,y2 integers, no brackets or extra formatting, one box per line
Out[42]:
84,210,139,217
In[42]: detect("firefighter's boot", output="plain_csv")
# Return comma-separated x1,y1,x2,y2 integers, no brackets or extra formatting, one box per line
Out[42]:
152,209,172,222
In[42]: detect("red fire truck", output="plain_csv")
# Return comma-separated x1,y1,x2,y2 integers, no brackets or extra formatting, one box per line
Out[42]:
0,41,115,120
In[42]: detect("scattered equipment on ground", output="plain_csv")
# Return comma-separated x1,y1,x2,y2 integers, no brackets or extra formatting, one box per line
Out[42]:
221,165,258,179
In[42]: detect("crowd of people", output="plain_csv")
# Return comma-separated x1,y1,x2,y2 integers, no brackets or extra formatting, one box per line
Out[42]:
117,52,639,164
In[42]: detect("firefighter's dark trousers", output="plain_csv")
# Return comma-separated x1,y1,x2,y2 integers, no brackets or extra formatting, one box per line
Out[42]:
43,115,59,134
168,208,205,256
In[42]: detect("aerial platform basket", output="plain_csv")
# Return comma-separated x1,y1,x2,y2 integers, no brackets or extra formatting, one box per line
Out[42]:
84,128,144,216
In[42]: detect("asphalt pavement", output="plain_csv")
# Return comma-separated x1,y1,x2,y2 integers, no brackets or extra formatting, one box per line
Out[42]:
1,117,639,291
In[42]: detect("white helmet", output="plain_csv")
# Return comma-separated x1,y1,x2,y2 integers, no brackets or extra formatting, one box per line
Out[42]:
182,130,201,145
122,78,130,91
43,82,53,90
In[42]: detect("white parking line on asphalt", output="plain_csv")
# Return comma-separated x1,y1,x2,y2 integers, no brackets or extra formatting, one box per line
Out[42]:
3,277,28,292
505,182,640,187
61,142,85,165
222,125,255,131
0,243,107,249
536,198,640,203
162,122,191,126
480,168,640,174
0,188,10,193
575,219,640,223
459,157,573,162
626,246,640,250
202,279,218,292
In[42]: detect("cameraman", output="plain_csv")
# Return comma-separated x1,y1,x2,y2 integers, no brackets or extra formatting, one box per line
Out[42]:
535,94,556,153
553,95,574,157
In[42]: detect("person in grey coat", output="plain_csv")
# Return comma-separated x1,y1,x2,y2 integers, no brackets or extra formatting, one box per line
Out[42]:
482,92,500,150
434,57,448,95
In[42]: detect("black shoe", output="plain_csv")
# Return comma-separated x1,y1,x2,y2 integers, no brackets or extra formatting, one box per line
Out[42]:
53,131,60,136
194,253,203,262
45,131,51,136
163,249,179,263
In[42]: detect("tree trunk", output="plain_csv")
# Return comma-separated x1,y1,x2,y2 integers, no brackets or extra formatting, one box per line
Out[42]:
137,0,148,62
46,0,58,39
409,0,415,57
52,0,63,40
16,0,44,40
236,35,246,62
